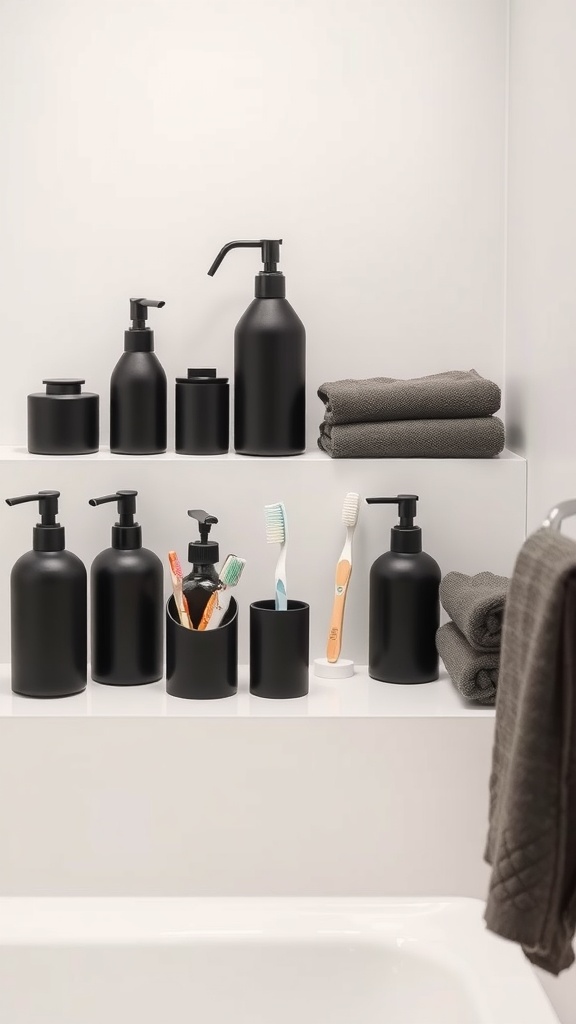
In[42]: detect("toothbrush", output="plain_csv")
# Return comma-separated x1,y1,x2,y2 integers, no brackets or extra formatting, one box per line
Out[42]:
264,501,288,610
198,554,247,631
168,551,193,629
326,492,360,663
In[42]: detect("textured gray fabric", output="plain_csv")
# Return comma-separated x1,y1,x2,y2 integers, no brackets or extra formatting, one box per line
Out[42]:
436,622,498,704
317,370,501,425
318,416,505,459
440,571,509,651
485,529,576,975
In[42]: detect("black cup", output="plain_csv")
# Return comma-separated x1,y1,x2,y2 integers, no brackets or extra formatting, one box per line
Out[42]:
250,600,310,698
166,596,238,699
175,368,229,455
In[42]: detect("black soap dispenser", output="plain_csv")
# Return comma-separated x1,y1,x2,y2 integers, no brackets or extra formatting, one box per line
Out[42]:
5,490,87,697
183,509,220,627
110,298,167,455
208,239,306,456
365,494,441,684
89,490,164,685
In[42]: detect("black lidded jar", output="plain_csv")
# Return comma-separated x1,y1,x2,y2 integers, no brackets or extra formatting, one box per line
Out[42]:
6,491,87,697
208,239,306,456
28,378,99,455
110,298,167,455
89,490,163,685
366,495,441,684
175,368,229,455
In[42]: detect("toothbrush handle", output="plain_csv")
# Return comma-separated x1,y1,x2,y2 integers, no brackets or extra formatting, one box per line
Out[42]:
326,560,352,662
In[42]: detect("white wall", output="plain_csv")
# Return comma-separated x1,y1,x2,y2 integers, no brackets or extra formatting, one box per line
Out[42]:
506,1,576,1017
0,0,508,449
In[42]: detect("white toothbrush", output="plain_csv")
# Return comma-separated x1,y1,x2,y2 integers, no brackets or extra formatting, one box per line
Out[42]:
264,502,288,610
326,492,360,663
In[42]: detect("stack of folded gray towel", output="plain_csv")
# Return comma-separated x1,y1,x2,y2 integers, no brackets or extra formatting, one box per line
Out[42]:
317,369,505,458
436,571,509,705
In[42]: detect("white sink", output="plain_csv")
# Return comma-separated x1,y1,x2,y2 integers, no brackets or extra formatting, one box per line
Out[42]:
0,897,559,1023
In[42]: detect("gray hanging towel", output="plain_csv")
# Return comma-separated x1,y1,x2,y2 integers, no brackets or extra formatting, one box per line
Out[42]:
317,370,501,426
318,416,505,459
440,571,509,651
485,528,576,974
436,622,499,704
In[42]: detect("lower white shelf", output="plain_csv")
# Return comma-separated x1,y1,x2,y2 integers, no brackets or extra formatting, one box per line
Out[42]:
0,663,494,719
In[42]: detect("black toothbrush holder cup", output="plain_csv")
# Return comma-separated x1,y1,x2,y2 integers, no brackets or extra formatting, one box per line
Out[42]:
250,600,310,698
166,596,238,699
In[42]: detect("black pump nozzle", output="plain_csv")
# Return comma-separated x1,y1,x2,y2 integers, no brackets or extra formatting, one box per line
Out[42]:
6,490,60,524
6,490,64,551
208,240,285,298
129,298,165,330
366,494,421,553
207,240,282,276
187,509,219,565
89,490,142,550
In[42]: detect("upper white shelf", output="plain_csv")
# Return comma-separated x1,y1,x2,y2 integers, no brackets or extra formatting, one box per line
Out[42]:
0,446,524,464
0,664,495,719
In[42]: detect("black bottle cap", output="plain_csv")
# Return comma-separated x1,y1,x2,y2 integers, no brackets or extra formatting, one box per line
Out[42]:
124,298,165,352
175,368,229,385
207,239,286,298
6,490,65,552
43,378,85,395
365,494,422,554
187,508,219,564
89,490,142,550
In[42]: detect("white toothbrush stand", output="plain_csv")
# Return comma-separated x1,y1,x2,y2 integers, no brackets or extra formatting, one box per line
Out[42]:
313,657,355,679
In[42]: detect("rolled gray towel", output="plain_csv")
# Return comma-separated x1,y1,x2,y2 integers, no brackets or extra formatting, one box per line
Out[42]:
318,370,501,426
440,571,509,651
318,416,505,459
436,622,499,705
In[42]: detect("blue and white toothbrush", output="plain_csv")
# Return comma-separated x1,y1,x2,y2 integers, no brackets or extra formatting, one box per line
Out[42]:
264,501,288,610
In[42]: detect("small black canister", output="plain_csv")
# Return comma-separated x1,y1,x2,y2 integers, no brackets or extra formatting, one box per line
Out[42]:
28,379,99,455
250,600,310,698
175,368,229,455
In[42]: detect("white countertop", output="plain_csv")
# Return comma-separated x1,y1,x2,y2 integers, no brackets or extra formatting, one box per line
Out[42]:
0,664,495,719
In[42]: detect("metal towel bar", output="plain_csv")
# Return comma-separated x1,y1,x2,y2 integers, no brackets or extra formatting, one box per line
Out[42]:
542,500,576,531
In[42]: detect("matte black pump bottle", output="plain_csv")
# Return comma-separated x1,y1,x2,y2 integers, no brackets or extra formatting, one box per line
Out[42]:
6,491,87,697
110,298,167,454
365,495,441,684
89,490,163,685
208,239,306,456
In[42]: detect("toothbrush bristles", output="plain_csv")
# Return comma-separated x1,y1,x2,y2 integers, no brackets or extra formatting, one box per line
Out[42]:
264,502,287,544
219,554,246,588
169,551,184,579
342,492,360,527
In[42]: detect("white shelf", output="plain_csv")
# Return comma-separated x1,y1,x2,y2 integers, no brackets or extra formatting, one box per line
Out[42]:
0,446,524,464
0,664,495,719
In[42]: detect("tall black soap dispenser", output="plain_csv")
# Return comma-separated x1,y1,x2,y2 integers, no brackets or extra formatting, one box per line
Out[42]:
365,495,441,684
89,490,163,685
5,491,87,697
208,239,306,456
110,298,167,455
182,509,220,627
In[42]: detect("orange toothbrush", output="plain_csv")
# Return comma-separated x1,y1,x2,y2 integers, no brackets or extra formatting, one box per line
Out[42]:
326,493,360,663
168,551,192,629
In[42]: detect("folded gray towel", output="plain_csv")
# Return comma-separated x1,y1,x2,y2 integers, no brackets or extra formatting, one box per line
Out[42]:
318,370,501,425
318,416,505,459
436,622,499,704
485,529,576,975
440,571,509,650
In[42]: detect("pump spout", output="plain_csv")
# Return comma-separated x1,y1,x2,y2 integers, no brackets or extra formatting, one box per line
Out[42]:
89,490,138,526
207,239,282,276
6,490,60,524
129,298,165,329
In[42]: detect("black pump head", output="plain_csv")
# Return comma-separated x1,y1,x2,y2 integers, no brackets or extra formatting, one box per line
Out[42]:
366,494,422,553
6,490,64,551
188,508,219,564
129,298,166,330
89,490,142,550
207,239,285,298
